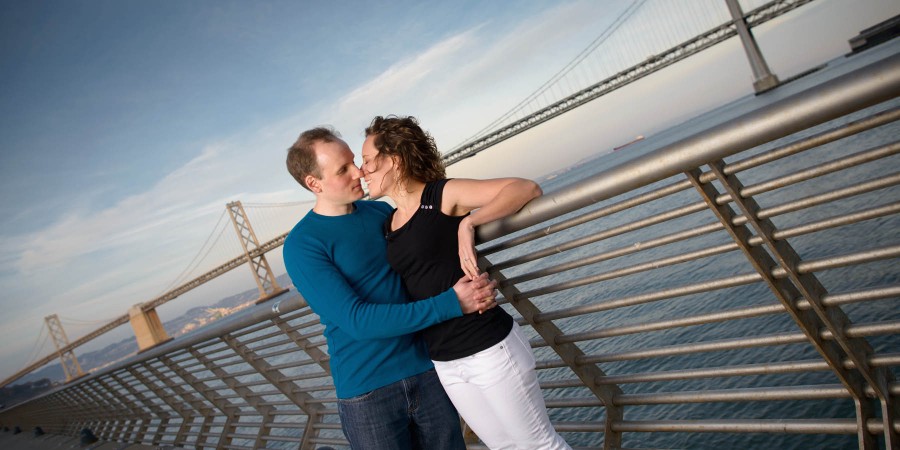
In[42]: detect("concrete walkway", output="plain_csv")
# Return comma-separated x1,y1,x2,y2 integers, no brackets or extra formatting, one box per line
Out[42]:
0,430,157,450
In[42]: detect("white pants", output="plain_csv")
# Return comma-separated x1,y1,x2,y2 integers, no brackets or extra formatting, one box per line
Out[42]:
433,322,572,450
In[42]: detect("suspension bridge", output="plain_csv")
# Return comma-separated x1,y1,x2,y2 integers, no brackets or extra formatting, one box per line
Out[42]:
2,0,899,448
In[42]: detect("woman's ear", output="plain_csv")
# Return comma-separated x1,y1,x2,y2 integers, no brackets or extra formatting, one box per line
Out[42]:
390,155,403,173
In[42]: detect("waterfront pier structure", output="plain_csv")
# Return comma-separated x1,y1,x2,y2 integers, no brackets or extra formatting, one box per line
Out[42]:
2,2,899,449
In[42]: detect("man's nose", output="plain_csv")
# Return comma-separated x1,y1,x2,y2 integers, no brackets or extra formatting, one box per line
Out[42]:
354,165,364,178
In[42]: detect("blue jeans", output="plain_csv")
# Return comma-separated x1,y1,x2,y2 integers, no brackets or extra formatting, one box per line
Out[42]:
338,369,466,450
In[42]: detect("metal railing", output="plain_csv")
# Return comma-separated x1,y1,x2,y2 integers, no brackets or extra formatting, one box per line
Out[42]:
2,52,898,450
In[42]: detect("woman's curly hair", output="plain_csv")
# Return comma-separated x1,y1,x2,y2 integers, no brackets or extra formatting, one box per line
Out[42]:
365,115,445,191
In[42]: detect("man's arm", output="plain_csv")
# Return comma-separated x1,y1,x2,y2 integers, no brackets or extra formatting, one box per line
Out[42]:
284,236,495,341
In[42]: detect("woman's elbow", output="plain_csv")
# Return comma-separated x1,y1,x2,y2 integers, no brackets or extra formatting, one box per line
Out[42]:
525,180,543,199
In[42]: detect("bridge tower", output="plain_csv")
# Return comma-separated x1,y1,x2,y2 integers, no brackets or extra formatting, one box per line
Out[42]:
227,201,288,304
725,0,780,93
129,304,172,352
44,314,85,382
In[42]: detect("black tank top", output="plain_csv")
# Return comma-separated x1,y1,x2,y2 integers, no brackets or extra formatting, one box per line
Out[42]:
384,179,513,361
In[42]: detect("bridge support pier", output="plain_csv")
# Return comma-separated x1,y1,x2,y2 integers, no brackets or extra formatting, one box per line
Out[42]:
725,0,780,94
128,305,172,352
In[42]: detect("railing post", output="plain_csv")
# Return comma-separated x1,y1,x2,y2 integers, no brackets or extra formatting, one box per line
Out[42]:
125,366,175,446
685,163,897,448
158,355,229,449
190,343,276,446
140,361,204,446
107,371,154,444
221,331,329,450
487,258,625,449
227,201,288,303
81,378,130,442
725,0,780,93
271,314,331,374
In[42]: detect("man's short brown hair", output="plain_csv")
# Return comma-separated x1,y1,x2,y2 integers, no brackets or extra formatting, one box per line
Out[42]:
286,127,342,191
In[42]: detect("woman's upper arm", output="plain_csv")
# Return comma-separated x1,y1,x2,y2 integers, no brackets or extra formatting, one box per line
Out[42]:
442,178,534,215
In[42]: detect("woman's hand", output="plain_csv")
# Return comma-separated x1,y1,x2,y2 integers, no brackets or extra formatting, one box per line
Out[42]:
458,216,480,280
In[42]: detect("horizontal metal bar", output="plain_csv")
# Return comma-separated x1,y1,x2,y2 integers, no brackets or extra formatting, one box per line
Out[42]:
280,372,332,383
612,418,860,434
558,303,784,343
741,141,900,197
261,436,304,443
544,397,603,408
870,353,900,367
505,222,723,286
615,384,850,405
483,180,693,257
759,171,900,219
516,197,900,297
714,106,900,178
235,332,294,348
833,320,900,339
575,331,809,365
519,243,737,299
769,201,900,242
595,359,830,385
535,245,900,322
246,346,308,361
308,438,351,445
535,272,761,322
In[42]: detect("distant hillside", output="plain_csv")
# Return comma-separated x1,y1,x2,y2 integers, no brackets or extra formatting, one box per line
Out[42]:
7,273,295,393
0,378,52,410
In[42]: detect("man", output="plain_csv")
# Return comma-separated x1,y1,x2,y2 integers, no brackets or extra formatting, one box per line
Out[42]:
283,127,496,449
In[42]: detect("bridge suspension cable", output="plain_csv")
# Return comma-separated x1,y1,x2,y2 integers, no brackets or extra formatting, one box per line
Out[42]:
56,315,119,326
23,326,49,369
241,200,315,245
156,210,231,296
458,0,647,147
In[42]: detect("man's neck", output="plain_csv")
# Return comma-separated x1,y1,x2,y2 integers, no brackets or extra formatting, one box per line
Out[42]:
313,200,355,216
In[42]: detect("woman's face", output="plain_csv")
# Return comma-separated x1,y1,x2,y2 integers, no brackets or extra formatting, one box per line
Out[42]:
360,134,397,199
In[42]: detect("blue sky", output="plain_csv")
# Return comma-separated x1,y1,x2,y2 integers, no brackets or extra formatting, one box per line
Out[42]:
0,0,897,383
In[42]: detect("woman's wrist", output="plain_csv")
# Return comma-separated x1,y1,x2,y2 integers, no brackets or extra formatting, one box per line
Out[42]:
460,214,476,230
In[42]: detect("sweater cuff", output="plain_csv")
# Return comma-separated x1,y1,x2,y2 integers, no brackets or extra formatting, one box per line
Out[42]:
434,287,463,319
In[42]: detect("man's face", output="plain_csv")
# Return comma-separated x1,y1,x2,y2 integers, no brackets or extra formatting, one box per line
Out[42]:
311,139,364,205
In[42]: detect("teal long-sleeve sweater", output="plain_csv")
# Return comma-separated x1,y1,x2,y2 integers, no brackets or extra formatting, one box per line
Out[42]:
283,200,462,398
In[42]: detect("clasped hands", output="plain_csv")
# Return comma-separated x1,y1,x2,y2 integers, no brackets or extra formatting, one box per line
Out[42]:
453,273,499,314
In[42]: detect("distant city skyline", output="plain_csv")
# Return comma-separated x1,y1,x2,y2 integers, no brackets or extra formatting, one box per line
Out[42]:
0,0,897,383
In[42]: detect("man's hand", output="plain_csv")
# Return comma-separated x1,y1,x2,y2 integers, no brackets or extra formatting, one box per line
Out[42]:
453,273,499,314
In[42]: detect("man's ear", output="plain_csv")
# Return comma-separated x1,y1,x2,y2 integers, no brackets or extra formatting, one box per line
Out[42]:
306,175,321,193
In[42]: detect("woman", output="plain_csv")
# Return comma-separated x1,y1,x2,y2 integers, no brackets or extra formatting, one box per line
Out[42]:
360,115,571,449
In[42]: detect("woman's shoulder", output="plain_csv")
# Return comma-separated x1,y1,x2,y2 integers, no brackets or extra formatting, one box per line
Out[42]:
423,178,452,204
